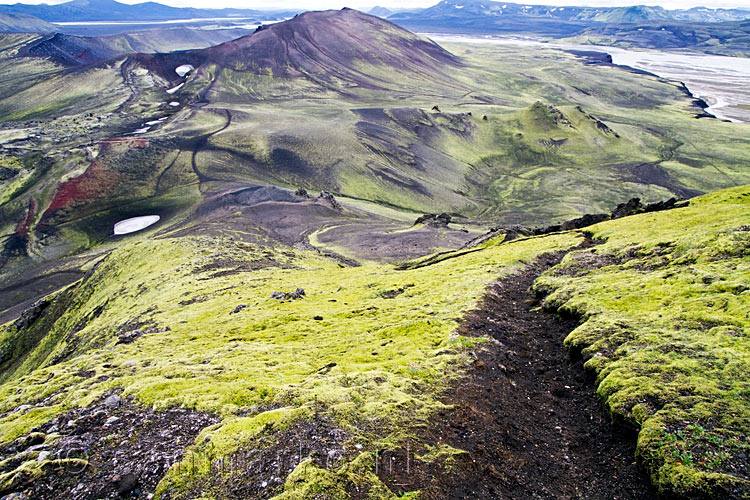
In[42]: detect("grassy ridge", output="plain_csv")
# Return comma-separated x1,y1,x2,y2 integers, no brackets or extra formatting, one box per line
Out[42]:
0,185,748,497
0,226,580,498
537,185,750,497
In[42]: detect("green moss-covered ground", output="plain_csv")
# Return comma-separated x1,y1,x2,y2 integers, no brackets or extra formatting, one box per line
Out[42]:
537,185,750,497
0,16,749,497
0,222,580,498
1,185,748,497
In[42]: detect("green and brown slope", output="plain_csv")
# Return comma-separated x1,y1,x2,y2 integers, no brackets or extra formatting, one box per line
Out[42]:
0,8,747,495
0,182,747,499
1,8,750,340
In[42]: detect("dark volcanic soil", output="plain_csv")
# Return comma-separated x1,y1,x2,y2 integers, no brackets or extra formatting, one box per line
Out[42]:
0,395,218,500
379,238,657,499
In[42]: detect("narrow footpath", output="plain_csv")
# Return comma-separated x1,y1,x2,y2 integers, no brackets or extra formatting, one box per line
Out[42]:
383,241,658,499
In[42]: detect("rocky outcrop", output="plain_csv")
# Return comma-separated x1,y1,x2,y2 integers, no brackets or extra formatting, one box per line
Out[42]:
12,298,50,330
464,196,689,249
317,191,342,210
271,288,306,301
414,213,452,227
612,196,688,219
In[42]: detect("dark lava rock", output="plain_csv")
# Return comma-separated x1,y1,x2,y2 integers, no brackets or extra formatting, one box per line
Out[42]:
116,326,170,345
560,213,609,231
611,196,689,220
380,284,414,299
313,316,323,321
465,195,691,250
431,105,440,112
13,298,51,330
611,197,643,219
317,191,342,210
54,437,88,459
567,49,614,65
18,433,45,449
502,225,535,241
0,394,219,500
294,187,309,198
116,331,143,345
271,288,306,301
414,213,452,227
114,472,138,496
644,197,688,213
230,304,248,314
0,166,19,181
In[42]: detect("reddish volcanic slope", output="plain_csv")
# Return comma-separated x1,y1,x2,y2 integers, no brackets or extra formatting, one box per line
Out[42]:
134,8,462,90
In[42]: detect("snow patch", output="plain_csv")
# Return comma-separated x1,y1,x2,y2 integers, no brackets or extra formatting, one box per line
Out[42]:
166,83,184,94
169,101,180,107
114,215,160,235
145,117,167,126
175,64,194,77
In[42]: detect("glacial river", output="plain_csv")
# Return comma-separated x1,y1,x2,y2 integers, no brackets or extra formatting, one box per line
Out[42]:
428,35,750,123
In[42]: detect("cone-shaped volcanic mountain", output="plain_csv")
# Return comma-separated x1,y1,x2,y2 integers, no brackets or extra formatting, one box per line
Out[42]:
135,8,462,93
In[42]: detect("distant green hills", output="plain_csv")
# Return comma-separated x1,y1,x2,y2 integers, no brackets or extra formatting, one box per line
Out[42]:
568,20,750,57
1,8,748,279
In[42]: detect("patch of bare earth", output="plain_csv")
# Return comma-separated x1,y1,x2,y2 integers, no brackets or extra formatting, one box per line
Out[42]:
0,395,218,500
378,239,657,499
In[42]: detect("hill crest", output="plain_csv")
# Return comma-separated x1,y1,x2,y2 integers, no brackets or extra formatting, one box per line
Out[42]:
135,9,462,91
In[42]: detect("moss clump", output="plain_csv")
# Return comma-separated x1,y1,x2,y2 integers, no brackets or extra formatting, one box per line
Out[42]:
276,454,393,500
536,185,750,498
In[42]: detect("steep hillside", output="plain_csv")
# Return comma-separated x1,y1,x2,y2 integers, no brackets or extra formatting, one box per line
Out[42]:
591,6,670,23
0,13,55,33
133,8,461,92
0,184,746,499
26,32,121,65
0,8,748,348
24,28,255,66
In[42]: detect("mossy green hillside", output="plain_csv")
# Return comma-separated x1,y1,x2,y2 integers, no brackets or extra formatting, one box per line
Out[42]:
4,34,750,287
536,185,750,497
0,228,580,497
172,42,750,225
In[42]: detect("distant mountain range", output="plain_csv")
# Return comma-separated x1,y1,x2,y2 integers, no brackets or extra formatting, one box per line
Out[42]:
1,0,746,28
387,0,750,37
0,0,748,57
388,0,750,24
0,0,296,23
571,19,750,57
